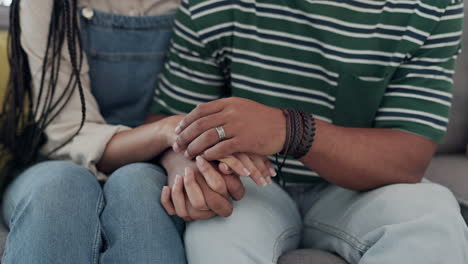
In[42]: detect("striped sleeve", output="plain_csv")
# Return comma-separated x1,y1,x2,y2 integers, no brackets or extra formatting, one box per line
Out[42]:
151,0,226,115
375,0,464,143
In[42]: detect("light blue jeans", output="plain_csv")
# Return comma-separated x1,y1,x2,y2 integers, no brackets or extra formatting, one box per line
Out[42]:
185,178,468,263
1,161,186,264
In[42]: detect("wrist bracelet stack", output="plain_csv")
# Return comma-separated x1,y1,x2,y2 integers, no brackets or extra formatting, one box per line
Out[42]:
280,109,316,159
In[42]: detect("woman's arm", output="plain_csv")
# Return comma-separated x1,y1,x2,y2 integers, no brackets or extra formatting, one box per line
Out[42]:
96,115,182,174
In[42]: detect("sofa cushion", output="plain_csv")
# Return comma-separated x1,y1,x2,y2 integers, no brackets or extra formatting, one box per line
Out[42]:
424,154,468,222
437,10,468,154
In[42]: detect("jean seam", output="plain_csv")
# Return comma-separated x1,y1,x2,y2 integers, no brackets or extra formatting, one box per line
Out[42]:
304,220,371,253
92,192,105,264
272,226,301,262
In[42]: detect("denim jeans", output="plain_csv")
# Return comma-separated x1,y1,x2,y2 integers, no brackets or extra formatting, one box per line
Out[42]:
185,178,468,264
1,161,186,264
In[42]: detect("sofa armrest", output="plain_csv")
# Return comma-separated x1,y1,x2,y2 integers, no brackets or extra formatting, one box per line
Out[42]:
424,154,468,222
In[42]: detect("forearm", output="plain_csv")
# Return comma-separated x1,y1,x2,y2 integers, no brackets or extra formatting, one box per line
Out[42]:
300,120,437,190
97,115,180,174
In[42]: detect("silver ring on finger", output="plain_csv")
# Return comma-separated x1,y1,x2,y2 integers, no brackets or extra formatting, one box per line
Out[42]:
215,126,226,141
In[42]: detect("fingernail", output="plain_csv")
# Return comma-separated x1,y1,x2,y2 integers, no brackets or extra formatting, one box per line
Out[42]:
173,142,181,152
266,177,273,184
269,168,277,177
221,163,229,171
175,174,182,186
162,186,169,194
259,177,268,187
175,121,184,134
243,168,251,177
184,151,190,159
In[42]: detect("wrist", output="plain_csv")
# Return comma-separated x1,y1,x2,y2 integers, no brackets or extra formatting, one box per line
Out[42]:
274,108,288,154
160,115,185,149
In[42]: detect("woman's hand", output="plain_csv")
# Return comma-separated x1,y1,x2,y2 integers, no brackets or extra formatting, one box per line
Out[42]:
218,153,276,187
160,150,244,221
173,97,287,160
158,115,185,147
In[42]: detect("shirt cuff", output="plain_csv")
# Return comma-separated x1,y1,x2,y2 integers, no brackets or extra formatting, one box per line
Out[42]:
43,123,131,180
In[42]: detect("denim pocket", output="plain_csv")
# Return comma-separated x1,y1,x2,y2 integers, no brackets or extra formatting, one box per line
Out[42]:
332,73,388,128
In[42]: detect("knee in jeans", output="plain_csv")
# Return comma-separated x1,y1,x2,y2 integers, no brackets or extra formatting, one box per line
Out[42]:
369,183,460,226
104,163,167,198
106,163,166,189
186,187,299,246
7,161,101,223
22,161,99,200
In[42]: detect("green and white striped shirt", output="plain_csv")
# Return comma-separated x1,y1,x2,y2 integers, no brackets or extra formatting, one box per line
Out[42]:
152,0,464,183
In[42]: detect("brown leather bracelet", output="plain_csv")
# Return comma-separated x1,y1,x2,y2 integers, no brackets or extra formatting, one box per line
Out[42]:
279,109,315,159
293,111,315,159
289,109,303,157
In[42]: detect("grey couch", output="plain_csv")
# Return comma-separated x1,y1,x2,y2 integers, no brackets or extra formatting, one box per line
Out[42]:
0,5,467,264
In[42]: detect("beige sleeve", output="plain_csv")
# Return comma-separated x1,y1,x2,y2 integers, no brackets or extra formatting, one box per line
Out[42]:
20,0,131,179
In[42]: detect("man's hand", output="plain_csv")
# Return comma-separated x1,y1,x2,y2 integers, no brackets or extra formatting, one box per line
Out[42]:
173,97,286,160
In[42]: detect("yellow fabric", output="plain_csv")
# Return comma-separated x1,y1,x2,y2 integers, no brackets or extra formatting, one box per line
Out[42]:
0,32,8,106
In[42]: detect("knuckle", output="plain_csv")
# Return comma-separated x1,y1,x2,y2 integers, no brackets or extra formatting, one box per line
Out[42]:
230,183,243,196
176,134,187,146
193,201,207,211
209,200,224,212
220,142,232,154
230,140,241,152
195,103,207,114
178,211,188,218
196,119,208,130
185,146,195,159
211,180,225,194
192,120,202,132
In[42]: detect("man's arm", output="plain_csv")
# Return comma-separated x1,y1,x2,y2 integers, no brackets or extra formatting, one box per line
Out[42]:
300,121,436,190
173,98,437,190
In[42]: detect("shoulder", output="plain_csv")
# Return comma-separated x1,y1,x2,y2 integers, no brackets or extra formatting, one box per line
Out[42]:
19,0,53,35
20,0,53,18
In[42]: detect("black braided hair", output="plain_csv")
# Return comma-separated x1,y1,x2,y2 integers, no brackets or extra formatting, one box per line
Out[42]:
0,0,86,200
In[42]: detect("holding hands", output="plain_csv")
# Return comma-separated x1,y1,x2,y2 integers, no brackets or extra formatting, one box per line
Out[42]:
160,152,275,221
160,98,285,221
